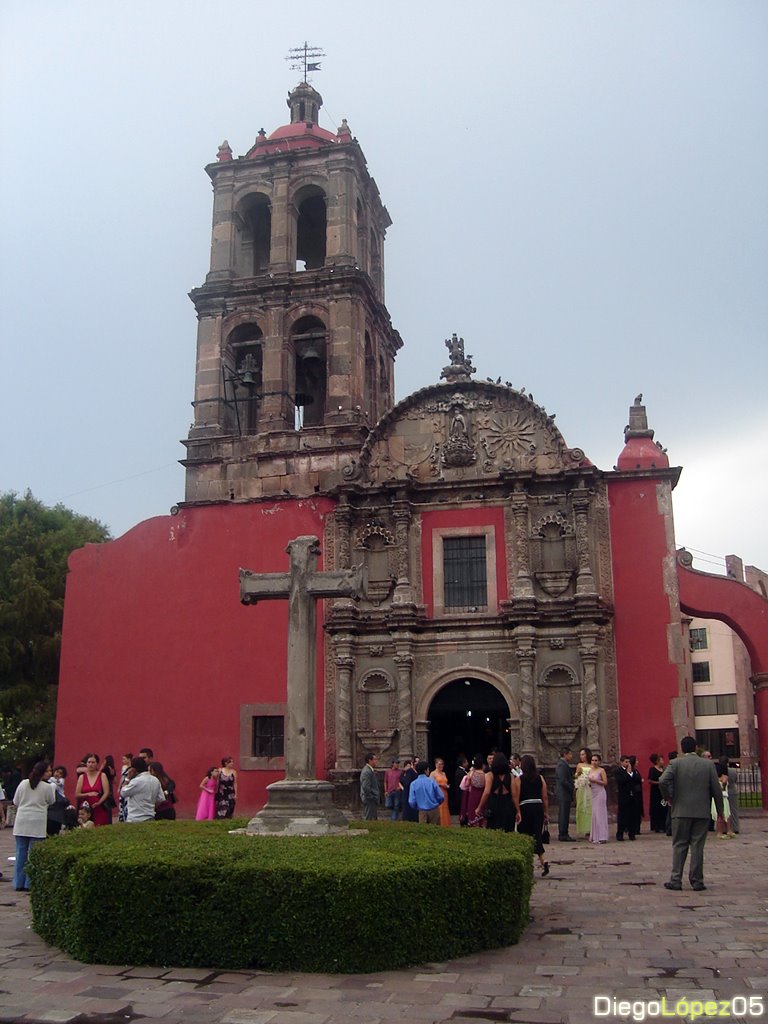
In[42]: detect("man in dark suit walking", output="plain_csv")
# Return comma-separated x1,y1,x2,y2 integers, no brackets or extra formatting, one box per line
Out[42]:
555,748,574,841
659,736,724,892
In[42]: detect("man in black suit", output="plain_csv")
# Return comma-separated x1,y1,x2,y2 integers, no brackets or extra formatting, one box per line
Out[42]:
555,748,574,841
615,755,635,840
659,736,724,891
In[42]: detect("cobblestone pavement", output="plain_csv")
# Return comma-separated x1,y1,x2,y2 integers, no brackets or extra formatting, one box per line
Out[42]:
1,813,766,1024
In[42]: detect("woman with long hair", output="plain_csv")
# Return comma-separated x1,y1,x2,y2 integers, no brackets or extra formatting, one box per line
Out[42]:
12,761,56,891
75,753,111,826
196,767,219,821
588,753,609,843
512,754,550,876
460,754,487,827
574,747,593,838
429,757,452,827
477,752,516,832
216,757,238,819
149,762,176,820
648,753,666,833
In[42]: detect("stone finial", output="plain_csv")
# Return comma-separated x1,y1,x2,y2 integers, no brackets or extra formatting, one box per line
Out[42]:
217,140,233,162
623,393,654,442
337,118,352,139
440,333,476,383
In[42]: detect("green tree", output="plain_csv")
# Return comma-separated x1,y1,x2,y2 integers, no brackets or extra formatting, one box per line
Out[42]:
0,491,110,762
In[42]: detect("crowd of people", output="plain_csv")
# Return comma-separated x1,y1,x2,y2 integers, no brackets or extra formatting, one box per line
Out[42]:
359,743,743,883
2,750,239,892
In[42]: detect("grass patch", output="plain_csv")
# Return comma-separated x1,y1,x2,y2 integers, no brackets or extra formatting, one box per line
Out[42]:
28,819,533,973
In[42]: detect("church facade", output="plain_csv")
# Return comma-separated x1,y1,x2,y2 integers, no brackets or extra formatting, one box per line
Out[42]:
56,82,767,816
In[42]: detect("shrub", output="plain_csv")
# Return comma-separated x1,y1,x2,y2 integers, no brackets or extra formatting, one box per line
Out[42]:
28,819,533,973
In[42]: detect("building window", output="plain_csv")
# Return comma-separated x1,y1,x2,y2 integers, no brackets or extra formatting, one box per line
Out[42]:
431,525,498,616
252,716,284,758
692,661,711,683
690,627,708,651
695,728,740,759
694,693,737,716
443,536,488,611
240,702,286,769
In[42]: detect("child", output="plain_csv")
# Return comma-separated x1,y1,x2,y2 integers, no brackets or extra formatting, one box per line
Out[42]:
78,802,95,829
195,767,218,820
713,776,735,838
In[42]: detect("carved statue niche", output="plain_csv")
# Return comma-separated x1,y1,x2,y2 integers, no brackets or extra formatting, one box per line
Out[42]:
531,513,576,597
537,663,581,756
356,669,398,758
354,522,396,605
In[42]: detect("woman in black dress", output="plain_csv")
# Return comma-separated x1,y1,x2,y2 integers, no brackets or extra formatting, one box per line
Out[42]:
477,752,516,833
647,753,666,832
512,754,550,877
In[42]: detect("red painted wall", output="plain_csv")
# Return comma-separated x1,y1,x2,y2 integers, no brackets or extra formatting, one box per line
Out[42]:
607,477,681,765
420,507,508,615
56,499,334,819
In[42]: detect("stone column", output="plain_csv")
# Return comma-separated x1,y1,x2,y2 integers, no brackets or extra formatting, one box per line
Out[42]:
392,501,414,604
514,626,537,754
393,649,415,761
578,626,601,752
573,483,597,596
511,487,534,600
269,171,293,272
334,643,355,770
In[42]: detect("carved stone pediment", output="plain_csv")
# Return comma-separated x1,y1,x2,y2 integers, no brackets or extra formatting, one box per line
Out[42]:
354,382,587,485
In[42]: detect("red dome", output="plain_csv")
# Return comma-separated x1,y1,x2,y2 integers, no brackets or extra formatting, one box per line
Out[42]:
247,121,337,158
616,435,670,471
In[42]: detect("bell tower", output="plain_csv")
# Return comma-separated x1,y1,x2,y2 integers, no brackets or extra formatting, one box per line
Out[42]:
182,81,402,503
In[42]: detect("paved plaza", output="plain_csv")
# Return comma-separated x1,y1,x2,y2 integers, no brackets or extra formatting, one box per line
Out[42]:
1,813,766,1024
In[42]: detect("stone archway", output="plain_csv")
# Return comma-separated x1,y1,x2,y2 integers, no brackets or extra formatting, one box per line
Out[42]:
677,550,768,807
416,670,518,813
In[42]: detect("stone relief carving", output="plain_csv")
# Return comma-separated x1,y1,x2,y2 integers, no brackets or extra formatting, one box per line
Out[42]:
356,669,398,756
537,663,582,755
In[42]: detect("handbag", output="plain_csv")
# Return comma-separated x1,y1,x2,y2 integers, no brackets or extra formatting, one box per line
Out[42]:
541,827,551,845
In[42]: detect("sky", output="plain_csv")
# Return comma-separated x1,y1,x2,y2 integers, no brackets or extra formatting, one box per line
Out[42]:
1,1,767,574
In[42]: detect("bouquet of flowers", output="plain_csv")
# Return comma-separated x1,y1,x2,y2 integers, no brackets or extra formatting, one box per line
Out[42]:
574,771,590,791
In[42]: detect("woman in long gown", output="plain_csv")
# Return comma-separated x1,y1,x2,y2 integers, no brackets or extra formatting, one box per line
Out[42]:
216,757,238,818
588,753,609,843
196,767,218,820
75,753,111,827
574,747,593,838
460,755,487,826
430,758,451,826
512,754,550,876
648,753,666,832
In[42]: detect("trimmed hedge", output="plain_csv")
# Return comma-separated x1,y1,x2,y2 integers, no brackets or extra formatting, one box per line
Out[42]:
28,819,533,973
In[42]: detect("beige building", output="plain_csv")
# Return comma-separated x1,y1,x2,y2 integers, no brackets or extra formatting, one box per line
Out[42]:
689,555,765,764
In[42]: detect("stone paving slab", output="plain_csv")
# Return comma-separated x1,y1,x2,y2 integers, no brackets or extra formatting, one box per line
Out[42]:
1,813,767,1023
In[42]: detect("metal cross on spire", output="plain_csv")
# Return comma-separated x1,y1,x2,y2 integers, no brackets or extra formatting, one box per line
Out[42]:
285,42,325,83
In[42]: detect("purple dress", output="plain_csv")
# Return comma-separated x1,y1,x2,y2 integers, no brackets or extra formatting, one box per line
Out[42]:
589,770,609,843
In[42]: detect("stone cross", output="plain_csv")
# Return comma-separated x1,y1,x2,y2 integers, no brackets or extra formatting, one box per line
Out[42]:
240,535,366,782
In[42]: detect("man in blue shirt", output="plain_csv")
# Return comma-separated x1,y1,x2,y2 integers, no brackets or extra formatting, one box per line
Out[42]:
407,761,444,824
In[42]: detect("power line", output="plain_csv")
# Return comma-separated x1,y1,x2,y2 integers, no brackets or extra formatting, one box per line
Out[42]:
57,462,179,502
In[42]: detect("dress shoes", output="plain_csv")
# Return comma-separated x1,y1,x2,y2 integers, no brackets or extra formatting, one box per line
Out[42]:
691,882,707,891
663,881,682,890
558,836,574,842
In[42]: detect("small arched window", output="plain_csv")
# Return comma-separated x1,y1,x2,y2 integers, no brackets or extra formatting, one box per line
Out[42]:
292,315,327,428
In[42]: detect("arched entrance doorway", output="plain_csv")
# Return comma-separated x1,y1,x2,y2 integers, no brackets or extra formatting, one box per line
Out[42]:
427,677,511,813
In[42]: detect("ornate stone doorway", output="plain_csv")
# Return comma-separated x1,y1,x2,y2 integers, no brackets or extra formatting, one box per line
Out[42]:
425,678,512,814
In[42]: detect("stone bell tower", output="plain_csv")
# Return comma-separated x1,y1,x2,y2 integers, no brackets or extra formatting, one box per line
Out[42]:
182,82,402,503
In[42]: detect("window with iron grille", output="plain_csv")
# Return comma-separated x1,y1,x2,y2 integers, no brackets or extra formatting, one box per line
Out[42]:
443,536,488,611
692,661,711,683
252,716,284,758
690,627,708,651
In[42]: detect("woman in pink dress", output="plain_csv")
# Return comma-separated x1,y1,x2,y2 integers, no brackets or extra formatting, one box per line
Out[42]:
195,767,218,821
460,755,487,826
588,753,609,843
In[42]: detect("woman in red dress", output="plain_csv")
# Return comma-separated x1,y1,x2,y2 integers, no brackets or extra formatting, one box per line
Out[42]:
75,753,111,826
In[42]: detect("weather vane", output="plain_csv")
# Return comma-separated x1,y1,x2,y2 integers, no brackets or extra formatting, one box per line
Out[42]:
285,42,325,83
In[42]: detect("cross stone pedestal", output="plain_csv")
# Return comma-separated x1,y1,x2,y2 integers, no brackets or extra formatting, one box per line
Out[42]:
246,780,349,835
239,536,366,836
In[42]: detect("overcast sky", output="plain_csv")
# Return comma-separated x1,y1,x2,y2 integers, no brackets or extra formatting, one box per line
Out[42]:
2,1,766,573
